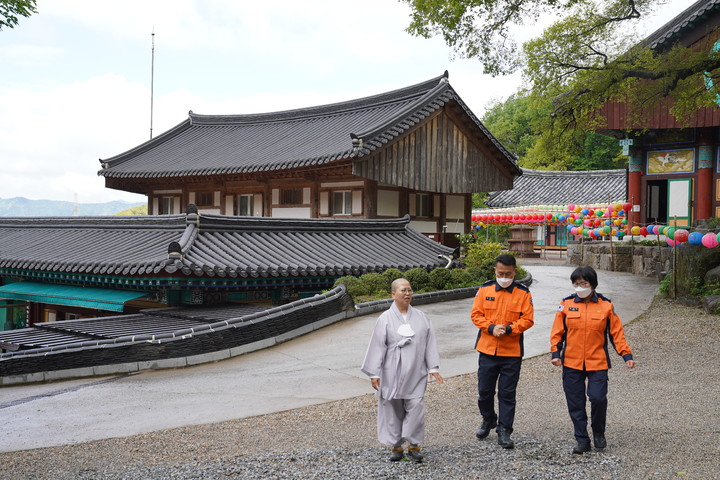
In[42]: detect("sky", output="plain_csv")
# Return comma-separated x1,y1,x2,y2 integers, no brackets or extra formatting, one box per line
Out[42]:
0,0,689,204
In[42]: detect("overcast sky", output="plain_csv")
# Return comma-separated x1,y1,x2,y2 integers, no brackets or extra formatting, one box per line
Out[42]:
0,0,687,204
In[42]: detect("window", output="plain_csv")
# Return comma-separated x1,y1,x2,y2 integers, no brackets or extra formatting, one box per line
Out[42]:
235,194,254,216
158,196,178,215
415,193,431,217
281,188,303,205
332,191,352,215
196,192,214,207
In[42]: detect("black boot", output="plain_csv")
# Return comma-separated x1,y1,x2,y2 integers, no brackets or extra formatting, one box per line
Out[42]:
593,432,607,449
389,447,404,461
572,441,592,454
475,418,497,439
497,426,515,449
407,445,423,463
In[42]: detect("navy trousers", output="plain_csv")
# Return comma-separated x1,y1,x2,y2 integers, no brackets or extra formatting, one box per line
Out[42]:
562,367,609,443
477,353,522,433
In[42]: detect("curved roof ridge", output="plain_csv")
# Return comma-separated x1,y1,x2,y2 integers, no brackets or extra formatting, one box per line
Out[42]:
100,119,192,167
189,73,448,127
0,215,186,229
197,213,411,232
350,80,450,142
642,0,720,50
520,168,626,175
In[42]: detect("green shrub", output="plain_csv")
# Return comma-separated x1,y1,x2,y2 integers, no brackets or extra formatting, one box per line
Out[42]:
516,266,528,281
464,242,503,270
333,275,368,298
429,267,453,290
447,268,476,288
404,267,430,291
382,268,404,288
466,266,490,285
360,272,388,296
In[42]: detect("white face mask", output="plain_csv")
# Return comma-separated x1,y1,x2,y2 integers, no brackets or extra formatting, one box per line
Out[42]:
496,277,513,288
575,286,593,298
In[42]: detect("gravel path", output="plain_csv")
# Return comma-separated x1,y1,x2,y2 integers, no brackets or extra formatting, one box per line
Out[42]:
2,297,719,479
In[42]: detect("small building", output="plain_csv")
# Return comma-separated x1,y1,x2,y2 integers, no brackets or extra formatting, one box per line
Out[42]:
0,210,452,330
479,168,627,249
98,72,521,247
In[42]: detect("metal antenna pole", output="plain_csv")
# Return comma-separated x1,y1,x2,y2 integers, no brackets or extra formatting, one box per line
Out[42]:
150,29,155,139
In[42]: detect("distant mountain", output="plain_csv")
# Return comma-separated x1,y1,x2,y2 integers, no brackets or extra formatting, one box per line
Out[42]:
0,197,146,217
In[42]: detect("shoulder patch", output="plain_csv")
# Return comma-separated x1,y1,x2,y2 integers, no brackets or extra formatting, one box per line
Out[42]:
557,304,564,312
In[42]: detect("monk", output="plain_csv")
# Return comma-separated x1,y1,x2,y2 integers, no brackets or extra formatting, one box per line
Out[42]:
361,278,444,463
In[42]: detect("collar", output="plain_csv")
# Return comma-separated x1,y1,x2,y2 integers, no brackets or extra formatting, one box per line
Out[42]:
495,281,515,293
573,292,598,303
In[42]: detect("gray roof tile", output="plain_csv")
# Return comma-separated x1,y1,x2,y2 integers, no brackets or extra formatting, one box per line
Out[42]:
485,168,626,208
642,0,720,49
0,213,453,281
99,73,518,179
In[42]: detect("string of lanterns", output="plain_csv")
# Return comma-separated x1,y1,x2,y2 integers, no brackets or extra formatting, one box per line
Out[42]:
472,202,719,247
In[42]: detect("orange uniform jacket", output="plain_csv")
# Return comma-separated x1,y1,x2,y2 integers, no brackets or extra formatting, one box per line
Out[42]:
471,280,534,357
550,292,633,371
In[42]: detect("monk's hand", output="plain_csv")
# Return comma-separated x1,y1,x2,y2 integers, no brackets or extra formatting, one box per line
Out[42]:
551,358,562,367
429,372,445,384
371,377,380,390
626,360,636,369
493,325,506,337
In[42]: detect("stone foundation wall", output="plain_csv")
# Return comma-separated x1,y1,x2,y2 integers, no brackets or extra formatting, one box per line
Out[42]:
567,243,672,278
568,242,720,297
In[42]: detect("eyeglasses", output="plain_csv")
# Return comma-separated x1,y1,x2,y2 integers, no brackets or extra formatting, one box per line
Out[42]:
573,282,591,288
398,288,413,294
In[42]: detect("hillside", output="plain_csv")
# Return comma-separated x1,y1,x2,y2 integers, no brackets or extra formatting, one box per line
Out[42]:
0,197,146,217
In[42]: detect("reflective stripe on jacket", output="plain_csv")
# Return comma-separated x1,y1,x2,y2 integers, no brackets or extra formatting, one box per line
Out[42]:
471,280,534,357
550,292,633,371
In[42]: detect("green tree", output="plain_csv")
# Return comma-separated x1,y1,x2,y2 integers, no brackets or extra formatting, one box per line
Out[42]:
482,92,625,170
1,0,37,30
404,0,720,131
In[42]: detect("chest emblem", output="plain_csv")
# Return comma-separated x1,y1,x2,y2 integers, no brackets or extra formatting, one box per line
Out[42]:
569,307,579,311
485,296,495,301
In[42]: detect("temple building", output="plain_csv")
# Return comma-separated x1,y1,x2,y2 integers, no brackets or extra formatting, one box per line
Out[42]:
98,72,521,247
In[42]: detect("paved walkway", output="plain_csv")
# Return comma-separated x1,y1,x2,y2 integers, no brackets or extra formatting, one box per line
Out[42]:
0,265,658,453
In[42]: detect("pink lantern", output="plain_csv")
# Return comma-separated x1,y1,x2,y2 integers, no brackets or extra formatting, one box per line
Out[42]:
702,232,719,248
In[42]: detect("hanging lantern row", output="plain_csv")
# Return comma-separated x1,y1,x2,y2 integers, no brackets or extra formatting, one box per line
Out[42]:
629,225,720,248
472,202,632,226
472,202,720,248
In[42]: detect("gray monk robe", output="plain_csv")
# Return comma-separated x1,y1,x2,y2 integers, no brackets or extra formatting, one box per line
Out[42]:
361,303,441,447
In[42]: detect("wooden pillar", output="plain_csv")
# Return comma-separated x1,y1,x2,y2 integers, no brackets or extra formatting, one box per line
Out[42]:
627,146,642,226
697,127,714,221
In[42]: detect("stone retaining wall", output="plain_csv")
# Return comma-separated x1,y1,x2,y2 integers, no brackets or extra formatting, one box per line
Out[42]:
567,243,673,277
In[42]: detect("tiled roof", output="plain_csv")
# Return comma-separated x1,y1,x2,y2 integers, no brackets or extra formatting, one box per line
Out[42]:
0,213,453,280
485,168,626,208
98,72,518,179
642,0,720,50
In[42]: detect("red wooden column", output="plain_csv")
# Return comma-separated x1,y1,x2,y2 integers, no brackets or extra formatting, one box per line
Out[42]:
627,146,642,226
697,127,715,221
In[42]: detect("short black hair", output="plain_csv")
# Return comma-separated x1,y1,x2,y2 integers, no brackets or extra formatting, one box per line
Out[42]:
570,266,598,289
495,254,516,268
